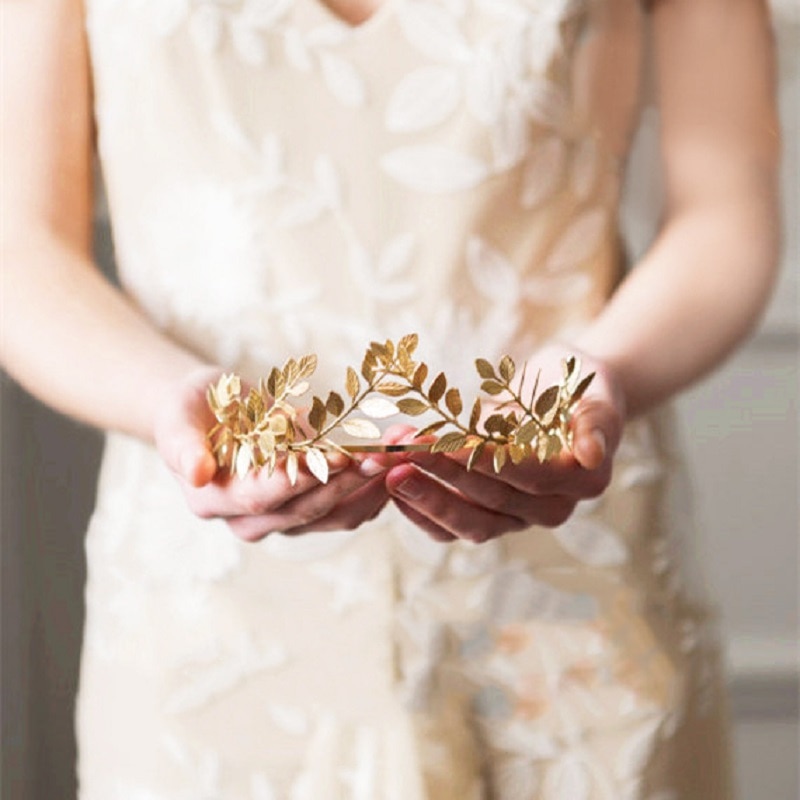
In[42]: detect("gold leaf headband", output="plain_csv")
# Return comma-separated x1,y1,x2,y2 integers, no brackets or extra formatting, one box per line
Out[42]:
206,333,594,483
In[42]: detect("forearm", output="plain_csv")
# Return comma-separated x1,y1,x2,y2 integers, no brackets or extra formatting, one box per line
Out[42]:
1,229,209,441
575,188,780,416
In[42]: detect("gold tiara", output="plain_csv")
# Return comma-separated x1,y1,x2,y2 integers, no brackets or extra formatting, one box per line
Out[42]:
206,334,594,484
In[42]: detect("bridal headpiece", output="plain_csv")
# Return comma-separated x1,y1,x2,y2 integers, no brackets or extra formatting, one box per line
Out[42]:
207,334,594,483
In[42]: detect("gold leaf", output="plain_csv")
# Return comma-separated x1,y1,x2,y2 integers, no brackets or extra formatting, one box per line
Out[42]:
562,356,576,381
267,367,284,399
283,358,299,386
481,379,505,396
376,381,409,397
429,372,447,404
397,398,429,416
346,367,360,399
499,355,515,383
361,354,376,381
397,343,413,376
246,391,264,422
399,333,419,356
469,398,482,432
235,443,253,479
308,396,327,432
534,385,559,419
360,397,399,419
305,447,329,484
475,358,496,380
514,419,538,445
493,445,507,473
287,381,310,397
466,441,485,471
484,414,506,434
326,391,345,417
509,442,529,464
286,451,299,486
545,434,563,460
430,432,467,453
445,388,463,417
342,418,381,439
258,430,276,455
269,414,288,435
297,354,318,381
370,340,389,360
416,419,446,437
411,363,428,390
569,372,595,406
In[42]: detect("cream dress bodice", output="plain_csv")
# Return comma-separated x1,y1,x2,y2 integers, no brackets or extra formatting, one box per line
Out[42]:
78,2,732,798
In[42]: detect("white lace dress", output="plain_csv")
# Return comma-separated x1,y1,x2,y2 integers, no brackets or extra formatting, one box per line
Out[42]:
78,1,733,797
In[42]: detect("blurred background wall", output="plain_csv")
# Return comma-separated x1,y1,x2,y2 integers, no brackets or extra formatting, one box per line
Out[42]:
2,4,798,799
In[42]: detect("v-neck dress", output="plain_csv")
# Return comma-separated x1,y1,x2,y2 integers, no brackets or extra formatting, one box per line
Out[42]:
78,1,733,797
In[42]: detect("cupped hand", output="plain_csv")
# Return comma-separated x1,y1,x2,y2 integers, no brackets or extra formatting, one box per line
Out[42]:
384,348,626,543
153,367,391,541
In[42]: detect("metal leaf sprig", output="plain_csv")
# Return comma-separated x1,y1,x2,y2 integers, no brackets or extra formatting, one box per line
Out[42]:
206,333,595,483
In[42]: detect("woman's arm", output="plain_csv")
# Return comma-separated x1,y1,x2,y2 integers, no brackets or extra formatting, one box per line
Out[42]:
0,0,207,443
0,0,390,537
575,0,781,416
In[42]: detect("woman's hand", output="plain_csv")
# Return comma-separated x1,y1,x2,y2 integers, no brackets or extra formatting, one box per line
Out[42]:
153,367,391,541
384,349,626,543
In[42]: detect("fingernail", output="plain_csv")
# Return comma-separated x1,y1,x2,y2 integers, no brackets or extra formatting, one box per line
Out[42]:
359,457,386,477
591,429,606,460
394,477,424,500
180,450,198,481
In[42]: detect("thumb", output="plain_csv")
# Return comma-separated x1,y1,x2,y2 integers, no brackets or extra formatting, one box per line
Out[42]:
570,399,619,471
154,402,219,488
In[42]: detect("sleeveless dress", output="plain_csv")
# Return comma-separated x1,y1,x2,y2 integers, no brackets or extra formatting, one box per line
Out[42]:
79,1,734,797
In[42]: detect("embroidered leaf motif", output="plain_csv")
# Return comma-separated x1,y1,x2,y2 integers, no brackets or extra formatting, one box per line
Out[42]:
524,272,593,306
377,233,417,278
243,0,293,29
381,145,489,193
545,208,607,272
465,44,506,125
251,771,278,800
524,79,570,130
491,97,529,171
466,237,519,302
189,7,223,53
397,0,473,63
543,757,591,800
231,21,267,66
284,28,314,71
521,136,566,209
266,704,308,737
319,52,367,108
553,517,629,567
386,66,461,133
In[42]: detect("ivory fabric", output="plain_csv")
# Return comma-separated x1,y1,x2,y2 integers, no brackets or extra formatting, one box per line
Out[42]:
78,1,733,797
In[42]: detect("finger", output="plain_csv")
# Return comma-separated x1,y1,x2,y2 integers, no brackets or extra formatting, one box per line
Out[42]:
392,498,458,543
157,400,218,489
286,475,390,535
570,396,621,471
385,464,526,543
227,473,387,541
185,452,353,519
409,444,581,496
